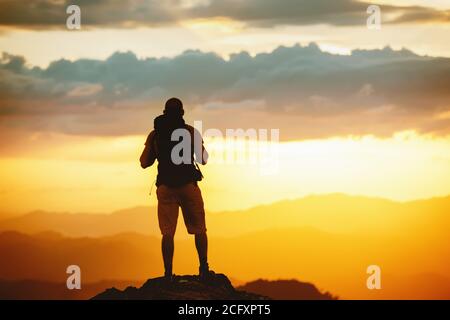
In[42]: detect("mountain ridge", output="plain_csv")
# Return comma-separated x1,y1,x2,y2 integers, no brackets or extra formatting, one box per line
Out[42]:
0,228,449,299
1,193,449,237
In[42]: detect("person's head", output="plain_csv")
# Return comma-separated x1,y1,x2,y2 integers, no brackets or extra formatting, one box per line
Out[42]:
164,97,184,117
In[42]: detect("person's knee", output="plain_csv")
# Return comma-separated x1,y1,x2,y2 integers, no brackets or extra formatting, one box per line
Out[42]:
162,234,175,241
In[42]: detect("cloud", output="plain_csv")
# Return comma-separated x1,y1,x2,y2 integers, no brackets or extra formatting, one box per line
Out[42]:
0,44,449,139
0,0,448,30
0,0,179,29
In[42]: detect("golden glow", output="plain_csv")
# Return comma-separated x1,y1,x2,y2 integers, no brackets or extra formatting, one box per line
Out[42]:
181,17,245,34
1,1,449,300
367,0,450,10
1,130,450,214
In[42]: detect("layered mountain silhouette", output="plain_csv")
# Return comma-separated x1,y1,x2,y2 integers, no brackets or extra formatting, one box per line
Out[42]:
0,276,337,300
237,279,337,300
0,207,160,237
92,274,268,300
0,279,139,300
1,194,449,238
0,194,449,299
1,228,449,299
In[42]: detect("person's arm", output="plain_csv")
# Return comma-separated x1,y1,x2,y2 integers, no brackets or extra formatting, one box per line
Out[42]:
187,125,208,165
200,139,208,165
140,131,157,169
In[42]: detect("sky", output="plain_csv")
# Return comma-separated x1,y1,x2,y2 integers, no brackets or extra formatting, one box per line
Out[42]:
0,0,449,215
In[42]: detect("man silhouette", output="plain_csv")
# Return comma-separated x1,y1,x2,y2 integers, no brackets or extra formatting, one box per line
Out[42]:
140,98,213,280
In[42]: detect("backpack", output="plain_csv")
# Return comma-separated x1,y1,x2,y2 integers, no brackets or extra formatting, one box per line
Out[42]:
153,114,203,187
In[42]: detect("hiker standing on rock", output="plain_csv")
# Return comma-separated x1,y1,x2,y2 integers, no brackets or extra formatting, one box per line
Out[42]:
140,98,214,280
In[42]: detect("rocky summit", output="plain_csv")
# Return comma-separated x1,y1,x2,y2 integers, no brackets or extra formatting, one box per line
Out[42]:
92,273,269,300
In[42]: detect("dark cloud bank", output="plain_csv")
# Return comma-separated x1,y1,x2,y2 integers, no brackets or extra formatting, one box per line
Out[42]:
0,0,448,29
1,43,449,139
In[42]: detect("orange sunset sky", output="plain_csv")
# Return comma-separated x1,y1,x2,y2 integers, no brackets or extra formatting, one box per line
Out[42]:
1,0,450,216
0,0,450,301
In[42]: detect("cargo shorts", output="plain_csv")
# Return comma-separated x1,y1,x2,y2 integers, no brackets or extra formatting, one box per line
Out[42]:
156,183,206,236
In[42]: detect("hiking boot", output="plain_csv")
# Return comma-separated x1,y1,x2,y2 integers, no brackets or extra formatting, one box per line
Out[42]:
199,264,216,281
164,272,175,283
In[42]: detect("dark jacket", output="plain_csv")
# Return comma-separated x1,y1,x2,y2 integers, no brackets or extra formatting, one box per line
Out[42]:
140,114,208,187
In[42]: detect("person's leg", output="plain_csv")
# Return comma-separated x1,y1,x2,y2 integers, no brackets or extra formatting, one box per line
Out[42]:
195,232,208,272
156,185,179,278
179,183,212,276
162,234,174,277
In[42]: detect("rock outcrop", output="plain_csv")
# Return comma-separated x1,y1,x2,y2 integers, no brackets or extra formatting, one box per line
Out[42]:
92,274,269,300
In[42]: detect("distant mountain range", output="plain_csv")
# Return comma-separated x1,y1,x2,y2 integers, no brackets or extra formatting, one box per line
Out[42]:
0,276,337,300
0,194,449,299
0,278,140,300
237,279,337,300
0,207,161,237
0,226,449,299
1,194,449,238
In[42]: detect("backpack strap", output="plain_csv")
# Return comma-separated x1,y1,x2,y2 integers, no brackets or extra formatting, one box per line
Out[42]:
194,161,204,179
